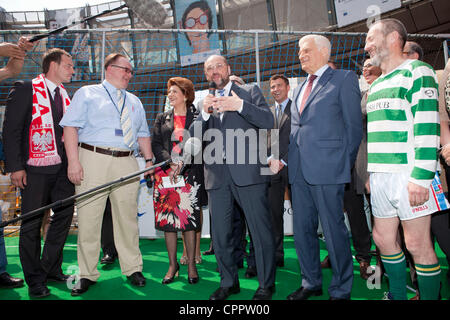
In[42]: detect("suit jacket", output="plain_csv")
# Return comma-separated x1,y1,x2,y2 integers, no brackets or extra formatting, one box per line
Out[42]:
191,82,273,190
269,99,291,182
288,67,362,185
2,80,66,175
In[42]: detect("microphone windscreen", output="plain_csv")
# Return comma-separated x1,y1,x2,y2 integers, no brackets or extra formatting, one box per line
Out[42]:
124,0,167,26
183,137,202,157
208,81,217,90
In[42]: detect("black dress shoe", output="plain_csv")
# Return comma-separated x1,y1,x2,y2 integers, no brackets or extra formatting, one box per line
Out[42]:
253,285,275,300
329,297,350,300
28,284,50,298
127,272,146,287
46,273,70,283
287,286,323,300
202,248,215,255
100,253,117,265
162,264,179,284
188,276,199,284
245,266,257,278
0,272,24,289
71,278,96,296
209,284,240,300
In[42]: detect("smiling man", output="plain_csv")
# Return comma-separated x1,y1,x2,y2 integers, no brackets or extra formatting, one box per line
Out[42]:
60,53,154,296
3,48,75,298
287,35,362,301
191,54,276,300
364,18,441,300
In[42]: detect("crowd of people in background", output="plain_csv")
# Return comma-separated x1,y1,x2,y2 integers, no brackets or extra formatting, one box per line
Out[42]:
0,18,449,301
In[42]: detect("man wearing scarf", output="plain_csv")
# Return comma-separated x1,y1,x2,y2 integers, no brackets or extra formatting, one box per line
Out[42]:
2,48,75,298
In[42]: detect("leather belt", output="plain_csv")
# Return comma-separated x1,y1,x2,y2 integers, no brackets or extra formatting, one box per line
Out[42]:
78,143,132,157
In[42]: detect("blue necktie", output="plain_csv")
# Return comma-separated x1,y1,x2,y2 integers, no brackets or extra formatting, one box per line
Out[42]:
218,89,225,96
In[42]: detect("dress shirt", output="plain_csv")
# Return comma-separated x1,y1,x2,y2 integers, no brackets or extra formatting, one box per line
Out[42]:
296,64,329,112
269,98,290,166
44,78,58,99
276,98,290,115
60,80,150,150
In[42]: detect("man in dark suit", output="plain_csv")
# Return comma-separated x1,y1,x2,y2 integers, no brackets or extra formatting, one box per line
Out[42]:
287,35,362,300
191,54,276,300
2,48,75,298
246,74,291,278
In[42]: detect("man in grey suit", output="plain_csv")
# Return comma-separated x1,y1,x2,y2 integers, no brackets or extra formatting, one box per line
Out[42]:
287,35,362,300
191,54,276,300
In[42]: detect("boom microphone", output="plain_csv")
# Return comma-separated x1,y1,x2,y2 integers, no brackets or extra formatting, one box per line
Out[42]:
0,159,171,228
29,4,127,42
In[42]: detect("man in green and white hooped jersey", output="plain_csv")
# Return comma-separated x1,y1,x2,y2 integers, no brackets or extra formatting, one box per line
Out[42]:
365,18,441,300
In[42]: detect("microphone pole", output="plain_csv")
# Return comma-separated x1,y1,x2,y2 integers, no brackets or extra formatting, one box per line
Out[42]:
0,158,171,228
28,4,127,42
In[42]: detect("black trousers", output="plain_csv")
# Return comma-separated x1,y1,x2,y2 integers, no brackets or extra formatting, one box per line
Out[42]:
208,166,275,288
19,169,74,287
343,179,372,263
101,198,117,256
247,170,288,268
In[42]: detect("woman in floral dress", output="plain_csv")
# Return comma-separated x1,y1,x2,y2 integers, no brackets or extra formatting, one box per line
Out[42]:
151,77,206,284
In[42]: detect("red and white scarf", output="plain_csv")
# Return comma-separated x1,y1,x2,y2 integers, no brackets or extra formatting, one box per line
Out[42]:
28,74,70,166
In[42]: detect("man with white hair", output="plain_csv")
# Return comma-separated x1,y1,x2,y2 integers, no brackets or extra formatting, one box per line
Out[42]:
287,34,362,300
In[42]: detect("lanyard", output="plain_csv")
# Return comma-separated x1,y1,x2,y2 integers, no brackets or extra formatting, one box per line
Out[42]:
102,84,127,117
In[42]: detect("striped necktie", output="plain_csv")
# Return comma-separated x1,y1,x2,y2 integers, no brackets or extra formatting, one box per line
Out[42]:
118,90,133,148
218,89,225,96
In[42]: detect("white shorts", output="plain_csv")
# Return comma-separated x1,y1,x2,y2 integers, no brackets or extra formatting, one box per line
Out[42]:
370,171,445,221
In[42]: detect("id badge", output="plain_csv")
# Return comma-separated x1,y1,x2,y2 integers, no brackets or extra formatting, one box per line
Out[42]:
115,129,123,136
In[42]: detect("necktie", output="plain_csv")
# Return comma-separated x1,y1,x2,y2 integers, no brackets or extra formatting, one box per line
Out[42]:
54,87,63,119
275,104,281,128
218,89,225,96
118,90,133,148
299,75,317,114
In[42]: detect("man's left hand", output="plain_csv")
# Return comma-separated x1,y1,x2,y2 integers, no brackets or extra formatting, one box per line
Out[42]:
407,181,429,207
268,158,284,174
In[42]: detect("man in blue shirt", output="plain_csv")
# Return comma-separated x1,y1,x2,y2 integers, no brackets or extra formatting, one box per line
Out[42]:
60,53,154,296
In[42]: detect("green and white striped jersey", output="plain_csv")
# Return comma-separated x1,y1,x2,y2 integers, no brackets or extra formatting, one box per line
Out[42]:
366,59,440,188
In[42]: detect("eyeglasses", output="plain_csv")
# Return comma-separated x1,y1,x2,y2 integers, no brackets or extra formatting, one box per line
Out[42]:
185,11,209,28
111,64,134,75
205,63,226,72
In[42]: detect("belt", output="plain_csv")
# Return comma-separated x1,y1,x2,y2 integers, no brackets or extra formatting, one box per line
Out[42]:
78,143,132,157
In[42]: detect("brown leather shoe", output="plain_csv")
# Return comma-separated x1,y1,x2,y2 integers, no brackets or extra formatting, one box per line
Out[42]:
359,261,371,280
320,256,331,269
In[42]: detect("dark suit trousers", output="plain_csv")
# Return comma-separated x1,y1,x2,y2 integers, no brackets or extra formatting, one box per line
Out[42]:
247,169,288,268
343,177,371,263
291,164,353,299
208,166,275,288
19,170,74,287
101,198,117,256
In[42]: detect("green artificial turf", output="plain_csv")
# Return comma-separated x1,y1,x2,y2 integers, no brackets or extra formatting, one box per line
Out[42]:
0,235,448,300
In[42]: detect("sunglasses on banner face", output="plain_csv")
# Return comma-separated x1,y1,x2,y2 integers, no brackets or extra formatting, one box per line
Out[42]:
185,11,209,28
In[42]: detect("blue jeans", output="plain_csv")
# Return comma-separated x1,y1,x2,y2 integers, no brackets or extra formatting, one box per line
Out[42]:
0,209,7,274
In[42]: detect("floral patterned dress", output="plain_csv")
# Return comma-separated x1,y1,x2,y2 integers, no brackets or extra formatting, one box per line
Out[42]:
153,115,201,232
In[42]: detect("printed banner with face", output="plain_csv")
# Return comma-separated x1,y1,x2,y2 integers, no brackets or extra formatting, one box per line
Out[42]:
174,0,221,66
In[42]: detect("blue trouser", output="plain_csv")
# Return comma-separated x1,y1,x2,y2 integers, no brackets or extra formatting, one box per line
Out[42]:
0,209,7,274
291,163,353,299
